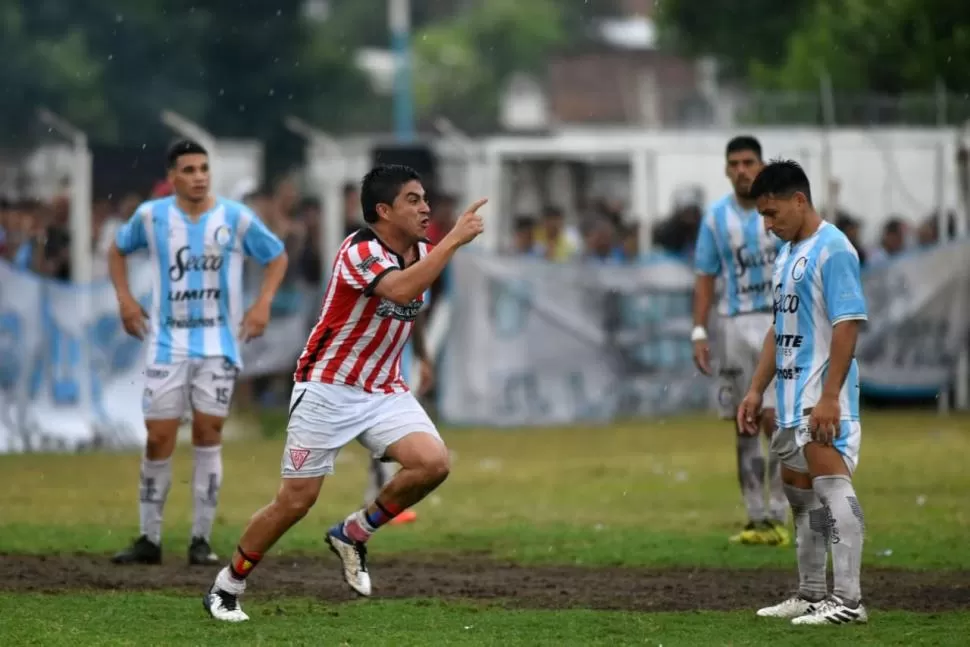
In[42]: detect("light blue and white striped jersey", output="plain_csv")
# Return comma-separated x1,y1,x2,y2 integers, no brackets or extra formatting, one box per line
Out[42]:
695,193,783,317
115,196,284,369
772,222,868,428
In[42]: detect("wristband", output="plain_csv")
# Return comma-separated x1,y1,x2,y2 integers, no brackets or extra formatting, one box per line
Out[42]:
690,326,708,342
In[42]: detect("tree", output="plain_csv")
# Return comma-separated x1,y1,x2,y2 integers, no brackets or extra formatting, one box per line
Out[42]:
0,1,109,147
752,0,970,94
653,0,812,80
3,0,378,155
412,0,614,130
657,0,970,96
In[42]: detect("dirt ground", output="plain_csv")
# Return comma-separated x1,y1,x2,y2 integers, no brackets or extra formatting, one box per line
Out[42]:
0,553,966,612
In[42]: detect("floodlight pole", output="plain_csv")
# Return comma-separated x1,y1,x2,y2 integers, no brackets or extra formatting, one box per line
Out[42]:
161,111,219,193
284,116,346,283
389,0,415,141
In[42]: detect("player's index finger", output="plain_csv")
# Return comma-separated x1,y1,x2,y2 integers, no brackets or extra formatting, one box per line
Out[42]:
466,197,488,213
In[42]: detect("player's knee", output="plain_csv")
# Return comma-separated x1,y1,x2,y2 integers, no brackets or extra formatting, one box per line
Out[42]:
416,446,450,486
274,480,319,519
191,413,224,446
145,421,178,457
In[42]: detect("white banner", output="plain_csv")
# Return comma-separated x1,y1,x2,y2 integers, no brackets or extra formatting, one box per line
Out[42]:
439,240,970,426
856,240,970,396
0,260,316,454
439,251,716,426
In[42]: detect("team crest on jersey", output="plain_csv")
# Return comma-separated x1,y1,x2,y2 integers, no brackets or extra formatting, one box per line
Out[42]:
791,257,808,281
213,225,232,247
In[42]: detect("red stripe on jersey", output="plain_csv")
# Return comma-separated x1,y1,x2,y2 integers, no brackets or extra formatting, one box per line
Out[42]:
363,319,408,392
316,296,380,384
342,314,395,385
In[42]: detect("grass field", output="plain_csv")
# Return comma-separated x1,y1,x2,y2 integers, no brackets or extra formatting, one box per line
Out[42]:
1,409,969,645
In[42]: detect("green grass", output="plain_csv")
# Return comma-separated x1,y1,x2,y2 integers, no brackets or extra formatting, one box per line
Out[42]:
1,411,967,568
1,595,968,646
0,410,968,644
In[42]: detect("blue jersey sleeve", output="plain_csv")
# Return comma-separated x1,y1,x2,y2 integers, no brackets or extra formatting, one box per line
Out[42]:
241,209,285,264
693,212,721,276
822,243,868,325
115,210,148,255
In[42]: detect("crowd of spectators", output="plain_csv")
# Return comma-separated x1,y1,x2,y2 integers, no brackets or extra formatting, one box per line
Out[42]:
507,200,641,264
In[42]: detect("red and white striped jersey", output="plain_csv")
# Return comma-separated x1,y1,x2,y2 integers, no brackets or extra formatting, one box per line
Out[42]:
294,228,432,393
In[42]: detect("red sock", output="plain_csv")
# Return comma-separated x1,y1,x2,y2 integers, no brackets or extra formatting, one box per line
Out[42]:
229,546,262,581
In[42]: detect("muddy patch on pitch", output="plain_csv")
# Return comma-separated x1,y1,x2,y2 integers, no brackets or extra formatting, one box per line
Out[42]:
0,553,966,612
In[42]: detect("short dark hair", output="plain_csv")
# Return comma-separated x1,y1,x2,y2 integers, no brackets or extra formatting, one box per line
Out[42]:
297,196,321,212
726,135,762,160
167,139,208,169
513,215,535,233
541,205,564,220
749,159,812,205
883,216,905,235
360,164,422,224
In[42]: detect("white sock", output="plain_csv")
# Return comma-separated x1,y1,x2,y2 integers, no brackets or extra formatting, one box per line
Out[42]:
784,484,828,601
343,509,376,542
191,445,223,541
139,457,172,545
215,566,246,595
813,475,865,605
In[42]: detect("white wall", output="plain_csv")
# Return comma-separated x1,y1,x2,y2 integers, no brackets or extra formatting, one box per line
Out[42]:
488,127,963,245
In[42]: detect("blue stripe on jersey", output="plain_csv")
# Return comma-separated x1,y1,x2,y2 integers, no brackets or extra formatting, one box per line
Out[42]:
153,201,173,364
791,246,815,421
218,205,240,366
774,249,794,424
845,357,860,419
186,212,208,359
712,202,740,315
743,213,769,312
833,419,853,455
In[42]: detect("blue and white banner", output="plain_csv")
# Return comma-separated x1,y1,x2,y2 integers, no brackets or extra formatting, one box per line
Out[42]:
0,261,152,453
439,240,970,426
439,251,716,426
0,260,315,454
856,240,970,396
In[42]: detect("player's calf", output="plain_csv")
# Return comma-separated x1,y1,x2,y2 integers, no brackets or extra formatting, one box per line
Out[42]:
804,441,865,609
328,432,449,596
189,413,224,566
203,476,323,620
